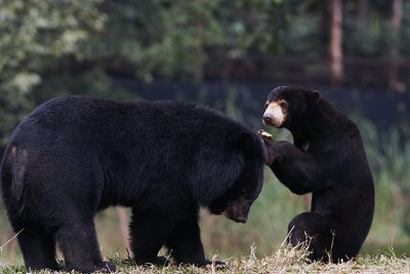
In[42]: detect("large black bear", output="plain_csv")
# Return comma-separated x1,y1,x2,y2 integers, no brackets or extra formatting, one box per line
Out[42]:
260,86,374,262
0,96,266,273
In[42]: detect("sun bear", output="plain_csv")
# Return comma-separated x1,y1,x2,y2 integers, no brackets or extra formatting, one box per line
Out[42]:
1,96,266,273
260,86,374,262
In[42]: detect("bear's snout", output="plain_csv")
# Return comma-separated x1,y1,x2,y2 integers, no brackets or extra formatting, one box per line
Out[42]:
224,200,251,223
224,210,247,223
263,101,286,128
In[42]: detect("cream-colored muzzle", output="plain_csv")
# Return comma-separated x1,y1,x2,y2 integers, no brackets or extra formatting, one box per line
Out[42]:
263,102,285,127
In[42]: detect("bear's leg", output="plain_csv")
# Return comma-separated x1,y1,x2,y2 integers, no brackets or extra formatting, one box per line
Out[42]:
16,226,60,271
130,209,173,266
165,213,210,266
56,217,115,273
288,212,335,262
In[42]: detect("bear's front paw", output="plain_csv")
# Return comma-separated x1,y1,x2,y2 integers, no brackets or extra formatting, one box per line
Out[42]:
96,261,116,273
186,259,226,269
134,256,170,267
257,129,272,138
206,260,226,269
257,129,273,144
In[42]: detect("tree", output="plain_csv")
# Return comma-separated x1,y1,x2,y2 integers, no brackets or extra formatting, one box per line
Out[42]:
0,0,104,145
388,0,405,92
329,0,343,87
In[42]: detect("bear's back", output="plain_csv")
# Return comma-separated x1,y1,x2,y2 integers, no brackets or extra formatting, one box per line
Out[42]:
10,96,254,167
21,96,245,136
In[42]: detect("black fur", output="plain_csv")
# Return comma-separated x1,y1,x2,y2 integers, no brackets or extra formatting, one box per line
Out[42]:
262,86,375,262
0,96,265,273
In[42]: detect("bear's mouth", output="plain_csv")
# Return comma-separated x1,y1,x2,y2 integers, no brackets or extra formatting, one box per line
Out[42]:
224,210,247,223
263,101,286,128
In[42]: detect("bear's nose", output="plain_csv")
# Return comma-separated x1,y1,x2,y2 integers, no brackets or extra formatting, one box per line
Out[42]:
263,116,273,126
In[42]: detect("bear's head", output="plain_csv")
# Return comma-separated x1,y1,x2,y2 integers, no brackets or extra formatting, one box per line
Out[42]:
208,132,265,223
262,86,321,130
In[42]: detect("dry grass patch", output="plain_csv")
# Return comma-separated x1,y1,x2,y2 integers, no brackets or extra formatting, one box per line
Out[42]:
1,244,409,274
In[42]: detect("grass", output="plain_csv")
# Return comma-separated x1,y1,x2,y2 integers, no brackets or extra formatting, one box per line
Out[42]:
0,245,409,274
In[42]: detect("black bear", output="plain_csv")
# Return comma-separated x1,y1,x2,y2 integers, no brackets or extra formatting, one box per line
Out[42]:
260,86,374,262
0,96,266,273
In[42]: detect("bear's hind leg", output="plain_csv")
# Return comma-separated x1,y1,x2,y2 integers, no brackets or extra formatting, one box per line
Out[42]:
16,226,60,271
288,212,334,262
56,216,115,273
130,209,174,266
165,213,211,266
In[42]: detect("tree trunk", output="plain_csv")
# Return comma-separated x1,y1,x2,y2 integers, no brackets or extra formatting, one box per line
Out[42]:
357,0,368,29
329,0,343,87
388,0,405,92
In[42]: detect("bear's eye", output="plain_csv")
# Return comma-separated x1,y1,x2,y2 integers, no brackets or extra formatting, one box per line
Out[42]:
264,102,269,109
279,100,288,109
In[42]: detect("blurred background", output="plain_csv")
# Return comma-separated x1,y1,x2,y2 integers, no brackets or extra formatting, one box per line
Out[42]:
0,0,409,265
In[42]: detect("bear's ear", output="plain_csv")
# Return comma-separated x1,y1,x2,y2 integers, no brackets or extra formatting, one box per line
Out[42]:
313,90,321,101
